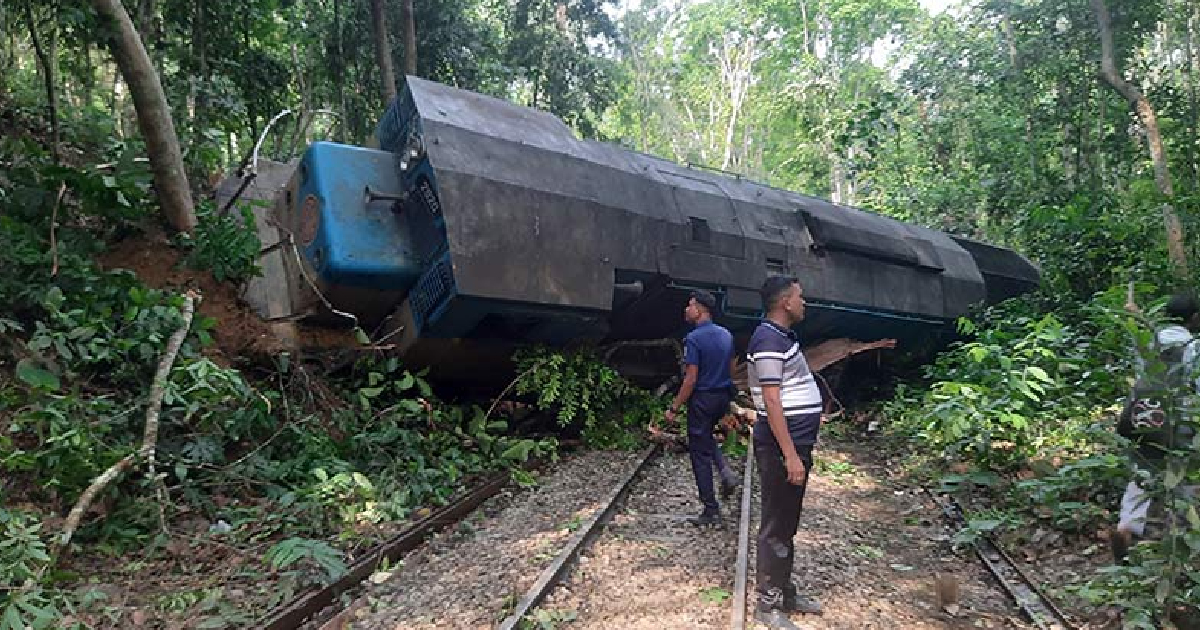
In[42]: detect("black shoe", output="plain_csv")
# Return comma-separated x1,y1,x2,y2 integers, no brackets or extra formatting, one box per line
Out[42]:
755,589,804,629
687,509,721,527
1109,527,1134,564
784,591,822,615
720,478,741,499
754,607,804,630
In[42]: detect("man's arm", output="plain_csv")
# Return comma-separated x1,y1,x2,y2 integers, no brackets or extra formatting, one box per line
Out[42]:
762,383,807,485
666,364,699,422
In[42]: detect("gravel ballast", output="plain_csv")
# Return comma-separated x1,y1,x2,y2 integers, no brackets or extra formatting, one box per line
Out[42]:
348,449,646,630
535,449,746,629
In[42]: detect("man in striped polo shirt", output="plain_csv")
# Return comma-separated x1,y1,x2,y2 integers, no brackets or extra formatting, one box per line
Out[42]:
747,276,823,629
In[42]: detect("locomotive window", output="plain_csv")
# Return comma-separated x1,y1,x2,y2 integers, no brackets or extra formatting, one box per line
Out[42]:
766,257,786,272
689,217,711,243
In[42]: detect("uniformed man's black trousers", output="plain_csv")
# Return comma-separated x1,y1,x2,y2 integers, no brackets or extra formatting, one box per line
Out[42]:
687,389,731,513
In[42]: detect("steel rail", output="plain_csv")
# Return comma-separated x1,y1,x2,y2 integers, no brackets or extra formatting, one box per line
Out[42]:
496,445,659,630
925,489,1075,630
258,470,512,630
730,439,756,630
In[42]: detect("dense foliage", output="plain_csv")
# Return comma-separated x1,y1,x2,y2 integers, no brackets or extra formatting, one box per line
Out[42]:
5,0,1200,625
0,129,559,627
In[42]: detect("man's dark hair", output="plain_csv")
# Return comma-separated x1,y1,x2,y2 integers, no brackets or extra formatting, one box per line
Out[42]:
760,275,798,311
690,289,718,314
1165,291,1199,323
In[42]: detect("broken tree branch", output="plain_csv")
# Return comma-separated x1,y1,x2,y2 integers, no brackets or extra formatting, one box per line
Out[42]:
49,181,66,277
56,291,198,555
483,358,550,425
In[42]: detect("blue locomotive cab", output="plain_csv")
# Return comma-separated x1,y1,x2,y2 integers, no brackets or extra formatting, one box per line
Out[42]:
291,142,425,291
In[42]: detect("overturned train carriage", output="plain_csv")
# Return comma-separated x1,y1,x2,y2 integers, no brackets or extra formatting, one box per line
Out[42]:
235,76,1039,386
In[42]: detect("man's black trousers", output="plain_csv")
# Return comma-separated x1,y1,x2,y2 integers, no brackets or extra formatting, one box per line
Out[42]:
687,389,730,513
753,421,815,596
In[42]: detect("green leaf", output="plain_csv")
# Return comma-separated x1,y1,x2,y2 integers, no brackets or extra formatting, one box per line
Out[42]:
700,587,731,603
501,441,534,462
3,604,26,630
397,372,415,390
1165,467,1184,490
43,286,64,310
967,519,1002,532
1154,576,1171,604
16,359,59,391
1026,366,1053,383
351,472,374,490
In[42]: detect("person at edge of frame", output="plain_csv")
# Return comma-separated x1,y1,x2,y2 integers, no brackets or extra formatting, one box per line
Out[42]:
664,289,742,527
747,276,824,630
1111,292,1200,563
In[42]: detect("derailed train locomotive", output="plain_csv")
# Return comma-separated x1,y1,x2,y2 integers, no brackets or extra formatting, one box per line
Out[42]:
237,76,1039,384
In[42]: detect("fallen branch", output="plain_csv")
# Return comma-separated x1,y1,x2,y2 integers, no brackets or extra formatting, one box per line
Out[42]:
56,291,198,555
49,181,66,277
483,358,550,424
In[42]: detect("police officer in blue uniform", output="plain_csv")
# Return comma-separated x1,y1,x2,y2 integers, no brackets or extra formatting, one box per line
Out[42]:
664,289,741,526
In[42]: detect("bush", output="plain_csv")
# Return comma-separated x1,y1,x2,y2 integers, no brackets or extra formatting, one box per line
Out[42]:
512,347,663,449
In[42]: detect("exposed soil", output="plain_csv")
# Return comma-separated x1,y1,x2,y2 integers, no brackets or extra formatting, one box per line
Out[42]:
763,440,1029,629
97,232,286,364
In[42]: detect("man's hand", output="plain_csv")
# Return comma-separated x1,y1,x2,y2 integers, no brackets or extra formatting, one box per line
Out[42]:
664,408,676,424
784,454,807,485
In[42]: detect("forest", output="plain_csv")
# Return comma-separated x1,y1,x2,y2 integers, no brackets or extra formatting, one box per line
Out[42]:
1,0,1199,628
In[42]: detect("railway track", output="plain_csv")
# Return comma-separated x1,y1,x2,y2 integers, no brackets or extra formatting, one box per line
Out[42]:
926,489,1076,630
257,469,515,629
259,438,1081,630
505,443,757,630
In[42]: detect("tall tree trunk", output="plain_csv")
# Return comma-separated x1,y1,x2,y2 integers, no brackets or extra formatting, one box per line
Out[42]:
1187,7,1198,187
1092,0,1187,276
626,38,649,152
190,0,208,178
24,5,60,164
371,0,398,106
1001,6,1038,181
334,0,346,141
91,0,197,234
82,38,95,108
135,0,163,77
400,0,416,76
800,0,810,56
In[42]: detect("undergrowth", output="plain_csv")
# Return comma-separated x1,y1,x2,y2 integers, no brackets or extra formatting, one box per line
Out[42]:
0,132,576,627
882,288,1200,627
